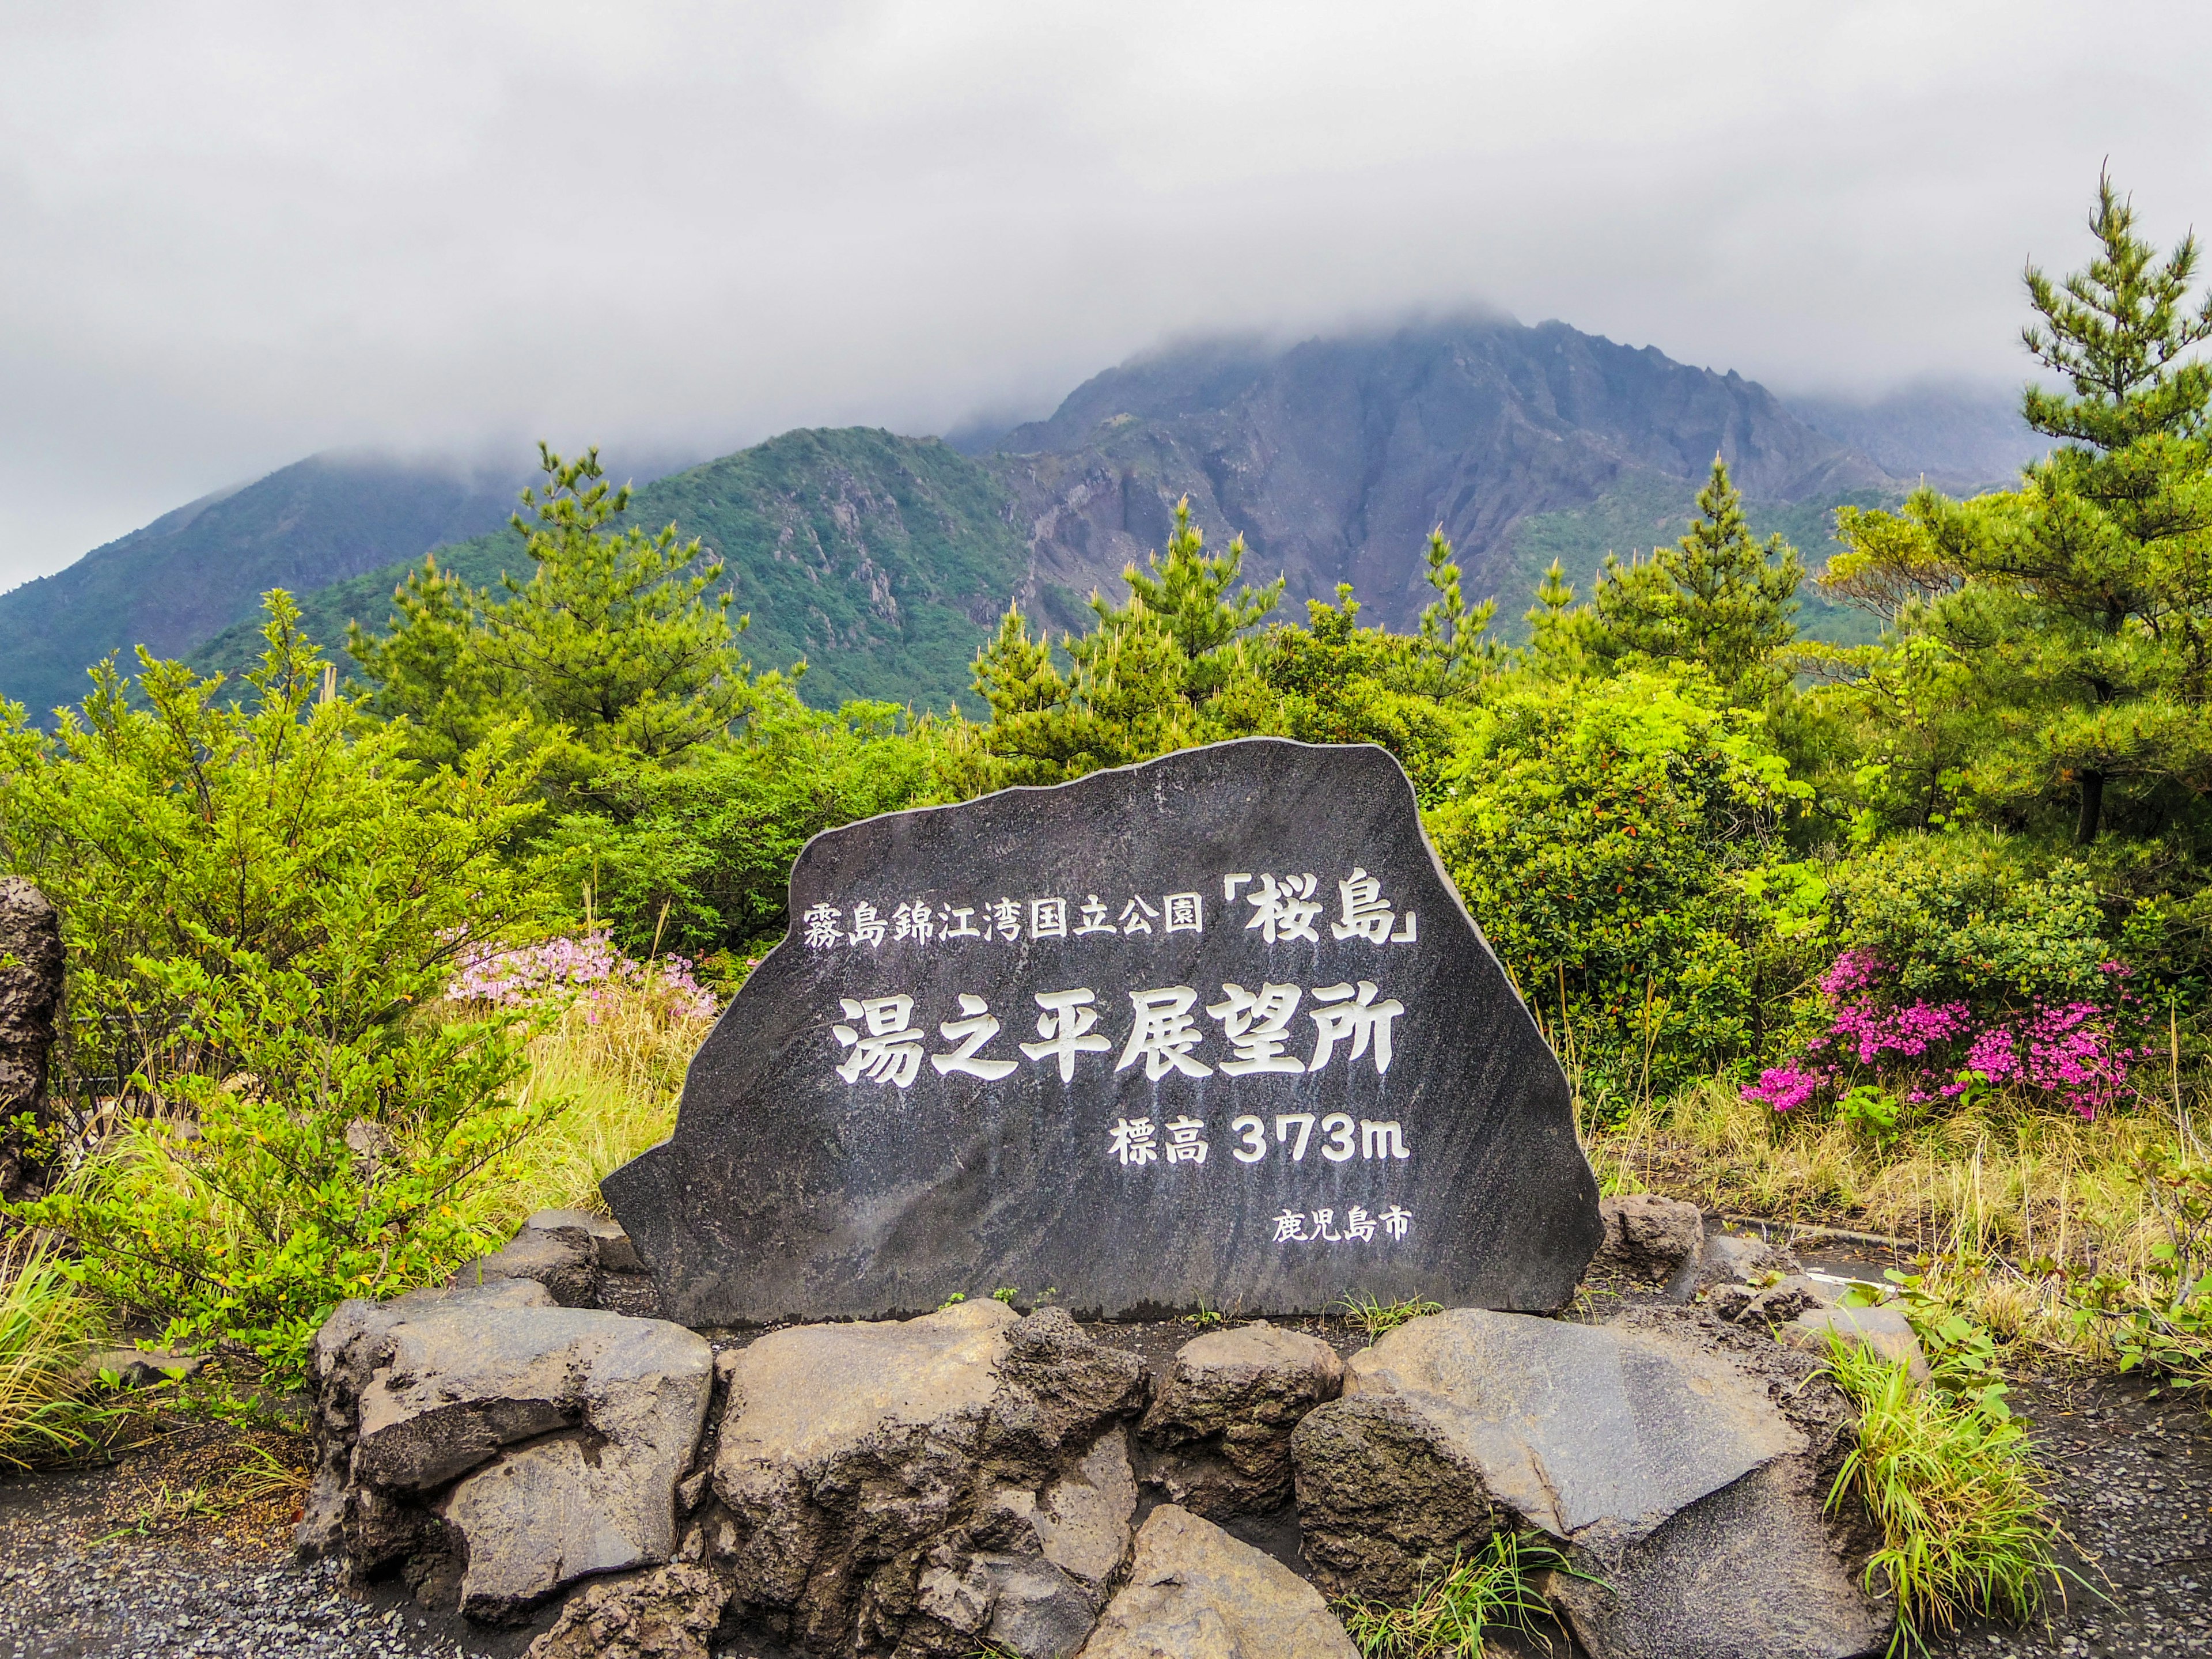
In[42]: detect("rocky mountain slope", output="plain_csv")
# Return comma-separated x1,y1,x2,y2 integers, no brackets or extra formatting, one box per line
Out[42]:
0,453,528,719
10,315,1945,720
188,427,1029,714
980,317,1898,637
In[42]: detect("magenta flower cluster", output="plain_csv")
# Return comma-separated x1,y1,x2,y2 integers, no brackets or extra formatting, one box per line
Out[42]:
447,931,720,1022
1743,948,2138,1121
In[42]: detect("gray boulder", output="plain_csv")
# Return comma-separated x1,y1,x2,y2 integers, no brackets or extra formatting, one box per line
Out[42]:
1074,1503,1357,1659
710,1299,1148,1656
524,1562,729,1659
1138,1321,1343,1517
1290,1306,1891,1657
525,1206,648,1272
1778,1301,1931,1382
451,1209,656,1310
298,1279,713,1621
1689,1230,1801,1294
1592,1193,1705,1283
0,877,63,1203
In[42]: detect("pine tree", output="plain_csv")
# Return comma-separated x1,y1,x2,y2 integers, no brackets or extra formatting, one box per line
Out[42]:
347,556,514,768
1589,457,1803,701
1411,528,1499,697
1088,497,1281,703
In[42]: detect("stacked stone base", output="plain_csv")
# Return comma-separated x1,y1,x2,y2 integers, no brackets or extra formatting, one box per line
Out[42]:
300,1198,1904,1659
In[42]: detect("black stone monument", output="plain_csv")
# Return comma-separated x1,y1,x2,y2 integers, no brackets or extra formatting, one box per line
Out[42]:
603,738,1601,1324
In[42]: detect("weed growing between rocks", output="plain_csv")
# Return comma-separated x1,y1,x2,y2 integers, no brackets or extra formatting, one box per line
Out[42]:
1336,1291,1444,1344
1334,1530,1584,1657
1824,1335,2065,1654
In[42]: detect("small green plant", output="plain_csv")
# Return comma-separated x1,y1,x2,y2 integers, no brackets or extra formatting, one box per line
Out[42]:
1337,1291,1443,1344
1180,1299,1225,1330
991,1286,1020,1305
1836,1082,1904,1149
1336,1529,1588,1656
0,1233,130,1471
937,1291,968,1311
1823,1335,2063,1654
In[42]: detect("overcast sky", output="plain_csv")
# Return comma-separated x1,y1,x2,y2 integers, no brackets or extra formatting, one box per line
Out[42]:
5,1,2211,590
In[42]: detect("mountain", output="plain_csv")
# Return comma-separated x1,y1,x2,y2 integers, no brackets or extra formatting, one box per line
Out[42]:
19,313,1941,722
190,428,1029,714
1783,384,2049,491
980,317,1898,641
0,453,531,719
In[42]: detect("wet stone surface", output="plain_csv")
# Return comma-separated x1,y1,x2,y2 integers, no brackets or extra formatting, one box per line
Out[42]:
606,738,1602,1328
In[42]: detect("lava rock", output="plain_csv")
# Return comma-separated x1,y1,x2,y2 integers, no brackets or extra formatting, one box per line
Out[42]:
1547,1457,1894,1659
454,1224,600,1308
1592,1193,1705,1283
1074,1503,1358,1659
710,1300,1147,1656
1690,1230,1801,1293
0,876,62,1203
604,738,1603,1326
524,1562,730,1659
525,1207,649,1273
1138,1321,1344,1517
297,1278,713,1622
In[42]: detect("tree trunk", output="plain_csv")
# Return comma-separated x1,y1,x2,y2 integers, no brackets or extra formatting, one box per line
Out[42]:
2075,769,2106,845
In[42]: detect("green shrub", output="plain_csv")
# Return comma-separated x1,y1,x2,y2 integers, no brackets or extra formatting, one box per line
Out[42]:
1828,832,2113,1013
1335,1531,1586,1657
17,953,552,1383
0,596,550,1102
1425,667,1824,1107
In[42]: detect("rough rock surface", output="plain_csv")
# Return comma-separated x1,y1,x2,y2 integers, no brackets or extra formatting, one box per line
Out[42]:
1688,1230,1801,1293
525,1207,647,1272
297,1279,713,1622
1592,1193,1705,1283
1291,1306,1889,1656
1779,1302,1931,1382
1073,1504,1357,1659
0,876,63,1202
453,1226,601,1308
522,1562,730,1659
1138,1321,1343,1517
710,1300,1148,1656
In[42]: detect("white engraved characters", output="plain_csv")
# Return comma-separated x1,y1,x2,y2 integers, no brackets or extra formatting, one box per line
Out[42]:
893,900,934,944
1117,987,1213,1080
832,995,926,1087
850,903,887,948
1163,1116,1208,1162
1241,873,1323,944
1163,892,1203,934
1108,1116,1158,1166
803,903,844,948
1309,981,1406,1074
1206,982,1305,1074
1233,1111,1410,1163
931,994,1017,1080
1021,988,1113,1081
1332,867,1416,944
1271,1203,1412,1244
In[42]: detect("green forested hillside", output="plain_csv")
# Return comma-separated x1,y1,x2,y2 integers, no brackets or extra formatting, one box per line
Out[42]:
192,429,1028,713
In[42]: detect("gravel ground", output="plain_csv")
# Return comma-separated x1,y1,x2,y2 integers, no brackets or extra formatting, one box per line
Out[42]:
2,1344,2206,1658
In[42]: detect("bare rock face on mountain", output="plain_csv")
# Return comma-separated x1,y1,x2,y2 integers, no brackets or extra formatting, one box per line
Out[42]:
986,319,1892,632
0,877,63,1203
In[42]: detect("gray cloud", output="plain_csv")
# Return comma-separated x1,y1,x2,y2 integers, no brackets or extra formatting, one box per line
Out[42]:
5,0,2210,587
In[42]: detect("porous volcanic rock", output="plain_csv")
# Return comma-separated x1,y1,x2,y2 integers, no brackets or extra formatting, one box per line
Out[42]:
522,1562,730,1659
709,1300,1149,1656
1688,1229,1801,1293
0,876,63,1202
1138,1320,1344,1517
1592,1192,1705,1283
1073,1503,1358,1659
296,1279,713,1621
1290,1306,1891,1656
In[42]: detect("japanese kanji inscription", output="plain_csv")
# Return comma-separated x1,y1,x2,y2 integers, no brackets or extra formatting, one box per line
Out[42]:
603,737,1603,1324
